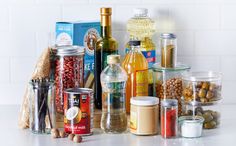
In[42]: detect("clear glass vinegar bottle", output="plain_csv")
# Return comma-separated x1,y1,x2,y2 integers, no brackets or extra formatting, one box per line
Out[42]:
100,55,128,133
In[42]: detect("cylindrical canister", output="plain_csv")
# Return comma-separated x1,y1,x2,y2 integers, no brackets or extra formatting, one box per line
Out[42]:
64,88,94,135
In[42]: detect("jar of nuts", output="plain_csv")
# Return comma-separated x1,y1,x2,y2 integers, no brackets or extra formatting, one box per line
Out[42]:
54,46,85,126
182,101,221,129
182,72,222,104
152,63,190,116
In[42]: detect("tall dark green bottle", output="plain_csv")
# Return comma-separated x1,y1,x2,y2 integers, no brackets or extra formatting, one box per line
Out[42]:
95,7,118,109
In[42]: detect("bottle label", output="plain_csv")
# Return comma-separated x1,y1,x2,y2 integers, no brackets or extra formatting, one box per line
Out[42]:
141,50,156,68
136,69,148,96
102,81,126,110
125,48,156,68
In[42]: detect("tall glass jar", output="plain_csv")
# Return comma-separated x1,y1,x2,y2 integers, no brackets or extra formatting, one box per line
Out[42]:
29,79,55,134
54,46,84,127
153,63,190,115
160,33,177,68
161,99,178,138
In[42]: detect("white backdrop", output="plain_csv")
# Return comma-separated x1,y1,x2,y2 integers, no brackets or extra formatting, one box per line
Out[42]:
0,0,235,104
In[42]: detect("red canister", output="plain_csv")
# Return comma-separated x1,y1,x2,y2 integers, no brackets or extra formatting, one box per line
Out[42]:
64,88,93,135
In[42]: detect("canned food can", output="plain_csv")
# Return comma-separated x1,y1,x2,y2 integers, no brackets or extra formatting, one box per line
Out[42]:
64,88,94,135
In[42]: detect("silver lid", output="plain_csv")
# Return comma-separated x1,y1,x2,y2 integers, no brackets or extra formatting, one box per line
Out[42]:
161,99,178,107
56,45,84,56
160,33,176,39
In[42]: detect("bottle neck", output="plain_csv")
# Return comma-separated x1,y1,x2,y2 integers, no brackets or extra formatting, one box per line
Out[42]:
130,46,140,52
101,15,112,38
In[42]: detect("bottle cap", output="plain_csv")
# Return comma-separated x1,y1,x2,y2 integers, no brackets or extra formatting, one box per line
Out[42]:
133,8,148,16
129,40,141,46
160,33,176,39
131,96,159,106
107,55,120,64
161,99,178,107
100,7,112,15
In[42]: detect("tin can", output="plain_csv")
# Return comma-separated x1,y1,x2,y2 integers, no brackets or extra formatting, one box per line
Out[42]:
64,88,93,135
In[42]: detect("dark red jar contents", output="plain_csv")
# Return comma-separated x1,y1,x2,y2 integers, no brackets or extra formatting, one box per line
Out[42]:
55,56,84,113
161,109,177,138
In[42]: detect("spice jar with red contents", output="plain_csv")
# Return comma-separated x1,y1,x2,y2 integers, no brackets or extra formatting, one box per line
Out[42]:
152,63,190,115
161,99,178,138
54,46,84,126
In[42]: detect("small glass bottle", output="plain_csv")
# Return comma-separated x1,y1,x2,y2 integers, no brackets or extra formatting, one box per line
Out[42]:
100,55,128,133
160,33,177,68
122,40,149,113
161,99,178,138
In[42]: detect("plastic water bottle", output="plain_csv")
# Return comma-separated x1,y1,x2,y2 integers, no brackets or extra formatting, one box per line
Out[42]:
100,55,128,133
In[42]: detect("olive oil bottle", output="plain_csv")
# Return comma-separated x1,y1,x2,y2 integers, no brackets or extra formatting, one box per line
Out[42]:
95,7,118,109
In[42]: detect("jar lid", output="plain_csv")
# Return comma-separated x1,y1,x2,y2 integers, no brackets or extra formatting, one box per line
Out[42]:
160,33,176,39
182,71,222,82
161,99,178,107
131,96,159,106
179,116,204,124
152,63,190,72
56,45,84,56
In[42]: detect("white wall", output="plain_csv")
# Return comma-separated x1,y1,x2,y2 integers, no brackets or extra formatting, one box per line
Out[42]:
0,0,235,105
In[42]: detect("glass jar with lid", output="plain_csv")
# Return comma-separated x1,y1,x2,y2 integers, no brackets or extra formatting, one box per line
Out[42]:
182,101,221,129
182,71,222,104
54,45,85,127
152,63,190,115
160,33,177,68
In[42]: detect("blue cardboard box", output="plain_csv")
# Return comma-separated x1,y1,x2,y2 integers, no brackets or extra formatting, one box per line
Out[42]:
56,21,100,89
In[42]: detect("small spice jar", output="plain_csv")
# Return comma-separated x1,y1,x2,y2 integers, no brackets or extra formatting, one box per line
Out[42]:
179,116,204,138
161,99,178,138
160,33,177,68
130,96,159,135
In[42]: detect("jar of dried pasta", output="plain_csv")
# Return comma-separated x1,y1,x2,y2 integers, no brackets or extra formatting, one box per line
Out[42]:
130,96,159,135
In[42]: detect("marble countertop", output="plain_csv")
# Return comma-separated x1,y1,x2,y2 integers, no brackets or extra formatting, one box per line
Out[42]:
1,104,236,146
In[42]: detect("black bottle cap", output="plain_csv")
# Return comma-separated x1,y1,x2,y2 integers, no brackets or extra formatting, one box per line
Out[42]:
129,40,141,46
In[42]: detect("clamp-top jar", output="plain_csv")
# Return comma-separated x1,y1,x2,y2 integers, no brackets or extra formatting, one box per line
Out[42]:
160,33,177,68
54,46,84,127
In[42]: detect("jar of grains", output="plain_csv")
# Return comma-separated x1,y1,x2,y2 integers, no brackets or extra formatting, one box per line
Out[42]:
152,63,190,116
54,46,84,126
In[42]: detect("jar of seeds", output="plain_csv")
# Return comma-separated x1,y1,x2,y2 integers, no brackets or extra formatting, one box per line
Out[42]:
152,63,190,116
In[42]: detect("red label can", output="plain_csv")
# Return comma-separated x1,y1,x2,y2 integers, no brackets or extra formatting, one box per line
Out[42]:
64,88,93,135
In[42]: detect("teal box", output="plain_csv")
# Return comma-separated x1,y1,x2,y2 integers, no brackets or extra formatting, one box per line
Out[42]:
56,21,101,89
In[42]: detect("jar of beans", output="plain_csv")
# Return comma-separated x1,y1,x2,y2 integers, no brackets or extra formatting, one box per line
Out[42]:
152,63,190,116
54,46,84,125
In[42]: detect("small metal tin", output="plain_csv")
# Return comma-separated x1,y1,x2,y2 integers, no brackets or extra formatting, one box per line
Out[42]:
64,88,94,136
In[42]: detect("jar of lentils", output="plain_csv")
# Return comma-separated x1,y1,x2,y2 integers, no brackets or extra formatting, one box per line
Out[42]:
54,46,84,124
152,63,190,116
